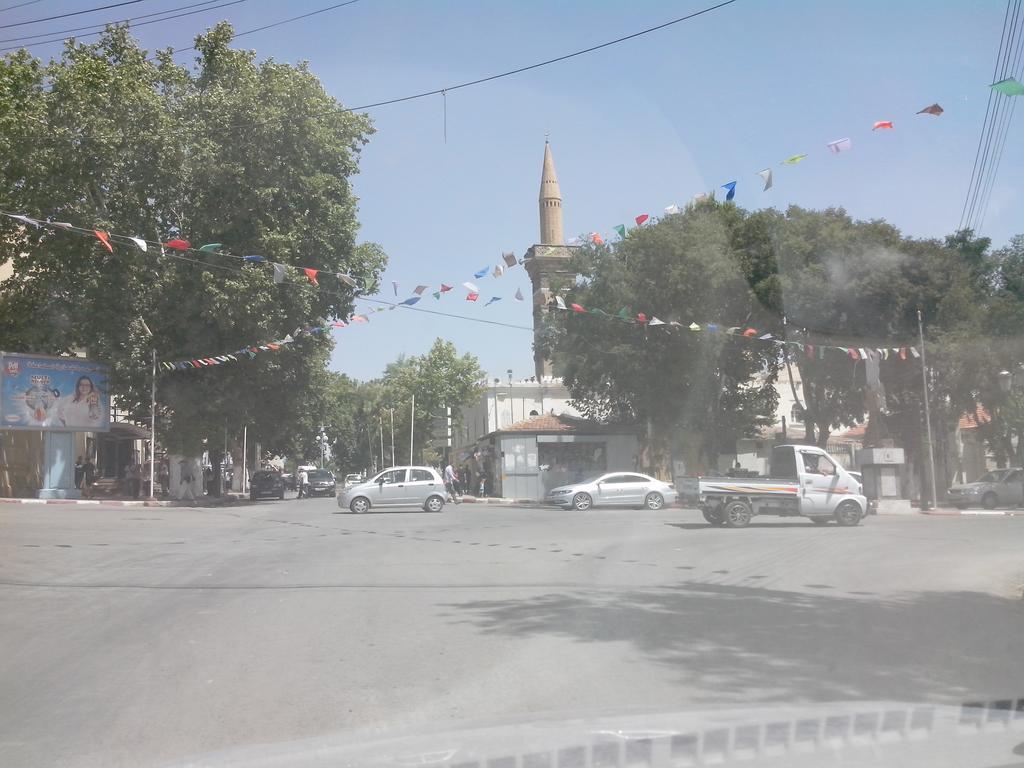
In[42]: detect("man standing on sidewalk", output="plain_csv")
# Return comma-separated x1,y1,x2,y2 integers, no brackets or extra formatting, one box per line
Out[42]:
297,467,309,499
444,462,460,504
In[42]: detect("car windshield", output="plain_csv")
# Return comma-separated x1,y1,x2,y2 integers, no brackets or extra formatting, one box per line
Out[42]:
5,5,1024,767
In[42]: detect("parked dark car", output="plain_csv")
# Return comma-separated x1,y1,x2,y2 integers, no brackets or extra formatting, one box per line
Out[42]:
305,469,337,498
250,470,285,501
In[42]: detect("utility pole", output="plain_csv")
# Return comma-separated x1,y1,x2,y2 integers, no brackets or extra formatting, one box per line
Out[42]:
379,415,385,469
918,309,939,510
148,347,157,500
507,369,514,425
389,408,395,466
241,425,248,494
409,394,415,465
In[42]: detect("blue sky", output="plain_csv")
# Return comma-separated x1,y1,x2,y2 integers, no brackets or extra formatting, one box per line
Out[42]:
8,0,1020,381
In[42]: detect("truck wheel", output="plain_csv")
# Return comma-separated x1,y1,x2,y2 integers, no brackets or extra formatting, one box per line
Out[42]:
723,500,753,528
702,507,724,526
834,500,863,527
982,492,998,510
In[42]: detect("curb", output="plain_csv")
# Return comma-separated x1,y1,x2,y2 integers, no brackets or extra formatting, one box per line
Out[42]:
0,495,248,508
921,508,1024,516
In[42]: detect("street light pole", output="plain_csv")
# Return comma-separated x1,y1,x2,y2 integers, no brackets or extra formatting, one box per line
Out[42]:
918,309,939,510
148,347,157,501
409,394,415,465
379,415,385,469
389,408,395,466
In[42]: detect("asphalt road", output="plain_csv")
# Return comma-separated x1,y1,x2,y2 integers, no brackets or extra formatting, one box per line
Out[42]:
1,498,1022,767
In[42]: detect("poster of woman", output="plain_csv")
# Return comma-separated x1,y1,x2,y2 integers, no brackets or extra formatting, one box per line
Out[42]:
0,354,110,432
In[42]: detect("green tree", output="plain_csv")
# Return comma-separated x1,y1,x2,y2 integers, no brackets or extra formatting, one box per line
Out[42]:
0,24,385,470
378,339,485,465
542,202,780,472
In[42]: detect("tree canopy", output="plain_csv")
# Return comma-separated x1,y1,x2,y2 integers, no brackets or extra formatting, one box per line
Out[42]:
0,24,384,456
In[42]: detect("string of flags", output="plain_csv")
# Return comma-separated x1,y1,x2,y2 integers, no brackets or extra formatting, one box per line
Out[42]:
548,297,920,362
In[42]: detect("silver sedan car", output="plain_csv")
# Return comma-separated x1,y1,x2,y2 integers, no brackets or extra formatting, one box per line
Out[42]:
337,466,447,513
545,472,677,511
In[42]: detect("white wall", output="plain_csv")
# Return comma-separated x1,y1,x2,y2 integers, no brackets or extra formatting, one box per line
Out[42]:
454,377,581,450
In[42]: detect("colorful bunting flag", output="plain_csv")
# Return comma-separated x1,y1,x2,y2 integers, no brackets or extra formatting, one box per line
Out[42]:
917,103,943,116
590,233,604,245
164,239,190,250
664,204,680,216
432,291,441,299
635,214,649,227
9,214,39,228
337,273,358,288
872,120,894,131
273,263,287,284
637,312,648,325
199,243,222,252
722,181,736,201
474,267,489,279
514,287,524,302
440,283,453,293
617,307,630,320
990,77,1024,96
243,254,264,262
648,317,665,326
827,137,852,153
555,296,567,310
413,285,428,295
129,237,147,252
571,303,587,314
93,230,113,253
466,292,480,302
485,296,502,307
492,265,504,278
401,296,421,306
392,281,398,296
614,224,626,238
781,154,807,165
757,168,772,191
463,281,479,293
303,268,319,286
503,251,518,267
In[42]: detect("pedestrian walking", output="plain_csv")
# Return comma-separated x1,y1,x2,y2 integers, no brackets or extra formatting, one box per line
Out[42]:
443,462,460,504
74,456,84,489
297,467,309,499
81,458,96,499
179,461,196,504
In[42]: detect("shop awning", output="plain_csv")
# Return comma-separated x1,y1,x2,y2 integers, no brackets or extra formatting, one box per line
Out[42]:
106,422,151,441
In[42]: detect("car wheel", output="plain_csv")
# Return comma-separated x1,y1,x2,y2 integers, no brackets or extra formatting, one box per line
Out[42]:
424,495,444,513
349,497,370,514
834,500,863,527
572,492,593,511
644,492,665,511
982,492,998,510
702,505,724,526
723,500,753,528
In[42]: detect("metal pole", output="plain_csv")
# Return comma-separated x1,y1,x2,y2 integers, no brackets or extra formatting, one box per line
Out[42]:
379,416,384,469
918,309,939,510
148,348,156,500
241,425,247,494
409,394,415,465
389,409,395,466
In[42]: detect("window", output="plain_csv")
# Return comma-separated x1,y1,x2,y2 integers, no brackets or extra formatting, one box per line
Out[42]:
376,469,406,484
601,474,629,484
771,446,798,479
409,469,434,482
801,451,836,476
622,474,651,483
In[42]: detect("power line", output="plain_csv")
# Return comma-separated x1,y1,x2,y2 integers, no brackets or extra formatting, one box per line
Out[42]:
0,0,247,52
172,0,361,53
0,0,149,30
348,0,739,110
0,0,46,13
0,0,222,46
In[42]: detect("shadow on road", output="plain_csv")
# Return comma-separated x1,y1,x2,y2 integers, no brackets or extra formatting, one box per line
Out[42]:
442,582,1024,705
665,521,826,530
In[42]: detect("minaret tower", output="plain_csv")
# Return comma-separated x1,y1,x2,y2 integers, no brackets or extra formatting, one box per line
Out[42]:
524,140,578,380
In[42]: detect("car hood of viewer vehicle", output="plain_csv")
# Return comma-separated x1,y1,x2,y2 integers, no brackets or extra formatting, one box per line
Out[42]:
166,699,1024,767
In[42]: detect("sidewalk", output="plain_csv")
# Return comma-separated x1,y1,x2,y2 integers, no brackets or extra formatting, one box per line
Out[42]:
921,506,1024,516
0,492,249,508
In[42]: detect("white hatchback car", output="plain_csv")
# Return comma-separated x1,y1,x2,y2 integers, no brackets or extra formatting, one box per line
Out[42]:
338,466,447,513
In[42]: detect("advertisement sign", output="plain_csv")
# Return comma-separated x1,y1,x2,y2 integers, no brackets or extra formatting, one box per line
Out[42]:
1,353,110,432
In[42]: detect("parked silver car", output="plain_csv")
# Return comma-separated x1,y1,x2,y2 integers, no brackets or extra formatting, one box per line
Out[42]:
338,466,447,513
947,467,1024,509
545,472,677,511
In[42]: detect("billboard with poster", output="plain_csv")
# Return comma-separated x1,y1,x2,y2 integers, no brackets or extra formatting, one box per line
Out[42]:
0,353,110,432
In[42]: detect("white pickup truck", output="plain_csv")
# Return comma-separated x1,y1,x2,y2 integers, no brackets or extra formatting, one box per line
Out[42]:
680,444,867,528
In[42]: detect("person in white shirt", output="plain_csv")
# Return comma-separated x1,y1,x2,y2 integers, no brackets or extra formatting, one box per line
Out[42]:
443,463,460,504
297,468,309,499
